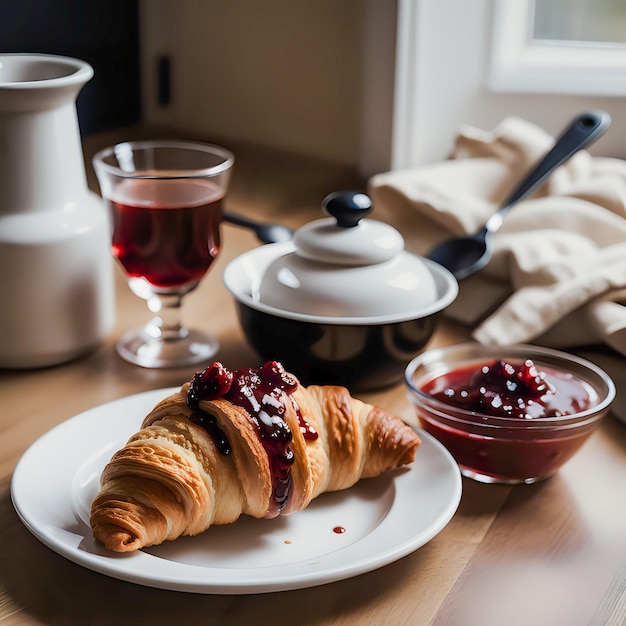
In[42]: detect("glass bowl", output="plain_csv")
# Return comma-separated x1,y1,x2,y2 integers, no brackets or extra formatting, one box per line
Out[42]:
405,343,615,484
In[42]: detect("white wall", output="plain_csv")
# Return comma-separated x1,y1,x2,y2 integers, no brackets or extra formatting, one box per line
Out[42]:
139,0,379,170
393,0,626,169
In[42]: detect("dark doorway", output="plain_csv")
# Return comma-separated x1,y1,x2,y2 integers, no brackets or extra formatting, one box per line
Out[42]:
0,0,142,135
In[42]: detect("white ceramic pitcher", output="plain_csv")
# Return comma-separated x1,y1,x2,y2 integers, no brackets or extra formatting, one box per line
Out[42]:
0,53,114,368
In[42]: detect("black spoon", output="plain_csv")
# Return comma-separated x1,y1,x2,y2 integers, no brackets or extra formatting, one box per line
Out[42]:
223,210,294,244
427,110,612,280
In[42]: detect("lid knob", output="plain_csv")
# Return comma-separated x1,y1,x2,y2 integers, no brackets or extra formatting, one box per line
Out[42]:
323,191,372,228
293,190,404,266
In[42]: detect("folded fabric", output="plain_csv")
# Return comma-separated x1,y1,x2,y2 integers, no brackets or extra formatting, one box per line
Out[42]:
368,117,626,422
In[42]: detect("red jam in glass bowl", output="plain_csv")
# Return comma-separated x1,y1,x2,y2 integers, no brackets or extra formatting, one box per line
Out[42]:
422,358,593,419
405,344,615,484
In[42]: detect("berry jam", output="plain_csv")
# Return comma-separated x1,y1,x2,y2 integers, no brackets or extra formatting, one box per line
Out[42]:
416,358,597,482
422,359,591,419
186,362,233,456
186,361,318,514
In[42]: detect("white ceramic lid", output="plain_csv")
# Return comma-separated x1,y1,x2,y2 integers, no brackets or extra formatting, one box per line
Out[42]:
293,192,403,266
257,192,441,319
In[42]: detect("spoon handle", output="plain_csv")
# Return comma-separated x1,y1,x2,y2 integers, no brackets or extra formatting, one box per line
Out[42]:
223,210,294,244
493,110,611,223
223,211,257,229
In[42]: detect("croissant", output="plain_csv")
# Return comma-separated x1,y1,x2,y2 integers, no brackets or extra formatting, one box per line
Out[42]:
90,361,420,552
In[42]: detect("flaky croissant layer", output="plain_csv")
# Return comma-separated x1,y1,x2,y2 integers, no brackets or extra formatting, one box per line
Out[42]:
90,361,420,552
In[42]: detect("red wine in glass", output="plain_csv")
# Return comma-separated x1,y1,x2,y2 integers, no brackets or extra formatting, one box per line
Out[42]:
93,139,234,369
109,177,224,291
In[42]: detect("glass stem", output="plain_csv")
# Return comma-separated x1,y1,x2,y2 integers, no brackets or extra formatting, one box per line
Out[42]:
145,293,189,342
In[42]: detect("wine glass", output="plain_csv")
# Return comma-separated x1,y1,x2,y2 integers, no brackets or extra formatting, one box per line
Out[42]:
93,140,234,368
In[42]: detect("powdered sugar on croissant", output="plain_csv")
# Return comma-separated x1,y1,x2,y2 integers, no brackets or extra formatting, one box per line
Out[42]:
90,361,420,552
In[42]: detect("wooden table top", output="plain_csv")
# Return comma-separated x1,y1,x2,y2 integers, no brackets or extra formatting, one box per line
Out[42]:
1,134,625,626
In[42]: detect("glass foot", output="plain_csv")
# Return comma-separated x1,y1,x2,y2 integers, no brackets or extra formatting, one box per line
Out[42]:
116,327,219,369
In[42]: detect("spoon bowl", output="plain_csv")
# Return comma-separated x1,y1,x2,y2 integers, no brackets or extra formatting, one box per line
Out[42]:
427,110,612,280
428,227,492,281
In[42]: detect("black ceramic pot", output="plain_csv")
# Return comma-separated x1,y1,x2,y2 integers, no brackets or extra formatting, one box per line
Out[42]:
223,241,457,391
234,300,440,390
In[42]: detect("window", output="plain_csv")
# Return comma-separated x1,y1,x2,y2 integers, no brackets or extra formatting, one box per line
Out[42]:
489,0,626,95
533,0,626,44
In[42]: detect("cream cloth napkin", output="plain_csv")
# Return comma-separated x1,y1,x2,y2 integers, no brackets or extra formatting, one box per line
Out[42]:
368,117,626,422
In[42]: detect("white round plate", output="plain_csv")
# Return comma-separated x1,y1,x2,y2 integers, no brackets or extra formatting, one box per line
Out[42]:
11,388,462,594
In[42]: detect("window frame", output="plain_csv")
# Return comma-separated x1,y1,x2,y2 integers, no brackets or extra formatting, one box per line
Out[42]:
489,0,626,96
